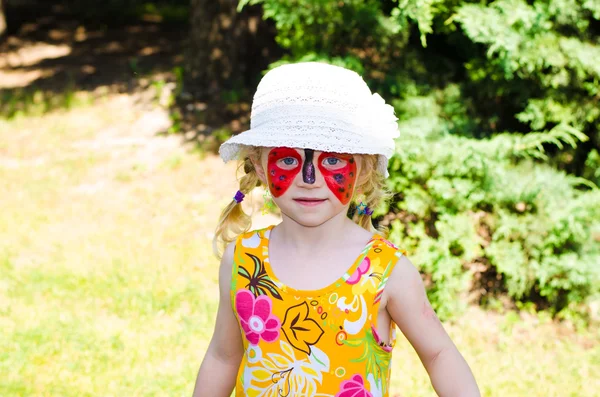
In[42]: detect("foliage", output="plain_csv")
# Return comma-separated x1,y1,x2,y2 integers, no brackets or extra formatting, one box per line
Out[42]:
386,93,600,319
240,0,600,320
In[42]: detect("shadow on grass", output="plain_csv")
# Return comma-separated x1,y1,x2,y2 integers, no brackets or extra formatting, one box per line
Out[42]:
0,1,187,119
0,0,282,159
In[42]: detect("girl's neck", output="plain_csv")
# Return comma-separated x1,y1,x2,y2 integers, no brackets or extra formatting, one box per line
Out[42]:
272,211,366,255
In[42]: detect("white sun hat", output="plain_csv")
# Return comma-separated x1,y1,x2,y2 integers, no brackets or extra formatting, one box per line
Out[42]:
218,62,400,177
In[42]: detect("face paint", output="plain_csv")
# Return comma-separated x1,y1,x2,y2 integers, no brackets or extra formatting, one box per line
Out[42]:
267,147,302,197
317,152,357,204
302,149,315,184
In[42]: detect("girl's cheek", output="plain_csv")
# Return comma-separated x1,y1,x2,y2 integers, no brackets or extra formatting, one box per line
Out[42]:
266,147,301,197
317,153,357,205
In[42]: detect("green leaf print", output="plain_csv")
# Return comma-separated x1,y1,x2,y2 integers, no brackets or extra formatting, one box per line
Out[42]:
344,333,391,393
239,253,283,300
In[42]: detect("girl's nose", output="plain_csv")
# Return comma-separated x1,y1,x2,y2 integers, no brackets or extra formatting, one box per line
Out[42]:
302,149,316,184
296,149,324,188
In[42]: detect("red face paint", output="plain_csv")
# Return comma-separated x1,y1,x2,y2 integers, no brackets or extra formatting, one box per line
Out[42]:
266,147,302,197
317,152,357,204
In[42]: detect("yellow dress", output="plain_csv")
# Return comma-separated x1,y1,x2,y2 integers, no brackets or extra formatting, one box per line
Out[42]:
231,225,406,397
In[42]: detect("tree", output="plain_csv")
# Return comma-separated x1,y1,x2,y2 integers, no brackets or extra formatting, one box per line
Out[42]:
185,0,278,107
0,0,7,38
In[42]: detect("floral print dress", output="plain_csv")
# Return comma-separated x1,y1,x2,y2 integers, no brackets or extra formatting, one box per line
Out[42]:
231,225,407,397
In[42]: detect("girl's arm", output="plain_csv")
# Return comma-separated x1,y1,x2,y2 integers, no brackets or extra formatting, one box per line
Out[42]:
192,242,244,397
386,256,480,397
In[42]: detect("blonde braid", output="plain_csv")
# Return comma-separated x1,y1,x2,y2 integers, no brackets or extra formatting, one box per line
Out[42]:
212,147,262,258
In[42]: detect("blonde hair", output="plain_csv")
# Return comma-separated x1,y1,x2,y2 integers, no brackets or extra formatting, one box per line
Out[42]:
212,147,391,258
352,154,392,236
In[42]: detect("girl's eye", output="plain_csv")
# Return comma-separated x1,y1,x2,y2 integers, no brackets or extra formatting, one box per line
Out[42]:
279,157,298,167
322,157,346,168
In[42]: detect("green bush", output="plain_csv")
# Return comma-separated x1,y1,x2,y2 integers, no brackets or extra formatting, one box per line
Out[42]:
385,93,599,319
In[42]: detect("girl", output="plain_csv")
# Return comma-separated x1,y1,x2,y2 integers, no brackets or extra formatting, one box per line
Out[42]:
193,62,480,397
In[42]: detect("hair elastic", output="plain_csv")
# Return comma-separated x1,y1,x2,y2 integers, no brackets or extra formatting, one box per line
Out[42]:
233,190,245,203
357,202,374,216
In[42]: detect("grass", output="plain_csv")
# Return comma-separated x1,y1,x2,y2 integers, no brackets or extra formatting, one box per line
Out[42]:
0,87,95,120
0,94,599,396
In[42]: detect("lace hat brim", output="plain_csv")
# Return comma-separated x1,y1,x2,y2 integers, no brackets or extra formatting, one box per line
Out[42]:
218,62,400,179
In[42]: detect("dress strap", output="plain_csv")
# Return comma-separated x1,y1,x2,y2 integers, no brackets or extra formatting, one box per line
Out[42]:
230,233,244,313
369,239,406,351
372,243,405,308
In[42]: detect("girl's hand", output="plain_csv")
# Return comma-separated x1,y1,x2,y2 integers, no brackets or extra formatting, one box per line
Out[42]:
385,256,481,397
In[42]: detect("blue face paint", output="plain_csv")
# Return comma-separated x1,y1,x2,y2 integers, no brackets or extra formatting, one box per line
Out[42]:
302,149,315,184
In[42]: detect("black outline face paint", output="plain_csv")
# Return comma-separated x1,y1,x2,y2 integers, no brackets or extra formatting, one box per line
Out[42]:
302,149,315,184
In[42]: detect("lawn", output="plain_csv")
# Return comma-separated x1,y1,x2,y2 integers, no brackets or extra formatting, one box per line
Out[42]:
1,94,598,396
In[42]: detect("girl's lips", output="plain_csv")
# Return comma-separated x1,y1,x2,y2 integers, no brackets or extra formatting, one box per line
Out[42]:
293,198,327,207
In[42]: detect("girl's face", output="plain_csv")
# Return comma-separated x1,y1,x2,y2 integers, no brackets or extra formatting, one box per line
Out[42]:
256,147,361,227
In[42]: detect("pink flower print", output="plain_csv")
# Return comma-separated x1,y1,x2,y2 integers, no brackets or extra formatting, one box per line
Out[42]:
346,257,370,285
335,374,373,397
235,289,281,345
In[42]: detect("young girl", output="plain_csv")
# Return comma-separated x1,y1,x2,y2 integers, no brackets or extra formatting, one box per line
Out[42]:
193,62,480,397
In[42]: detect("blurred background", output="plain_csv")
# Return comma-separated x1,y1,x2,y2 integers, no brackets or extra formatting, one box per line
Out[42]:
1,0,599,396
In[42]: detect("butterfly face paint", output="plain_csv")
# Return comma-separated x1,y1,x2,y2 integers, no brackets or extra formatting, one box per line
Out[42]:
317,152,357,204
267,148,357,203
267,147,302,197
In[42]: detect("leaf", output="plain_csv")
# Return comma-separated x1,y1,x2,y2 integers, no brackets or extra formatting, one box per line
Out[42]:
242,253,283,300
309,346,330,371
281,302,324,355
250,367,272,382
265,352,290,370
245,388,262,397
261,358,280,372
238,265,251,280
246,253,264,279
257,284,283,301
299,363,319,378
279,339,295,359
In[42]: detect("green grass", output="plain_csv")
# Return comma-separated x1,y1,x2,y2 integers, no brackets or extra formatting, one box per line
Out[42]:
1,95,599,396
0,87,94,120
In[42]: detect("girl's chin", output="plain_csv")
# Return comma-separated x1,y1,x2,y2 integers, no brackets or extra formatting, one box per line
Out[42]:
282,207,348,227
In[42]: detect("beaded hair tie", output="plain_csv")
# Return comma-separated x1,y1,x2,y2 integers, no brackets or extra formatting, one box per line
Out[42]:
233,190,245,203
357,202,374,216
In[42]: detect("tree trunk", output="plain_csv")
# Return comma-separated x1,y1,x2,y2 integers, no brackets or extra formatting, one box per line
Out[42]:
185,0,279,107
0,0,7,38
